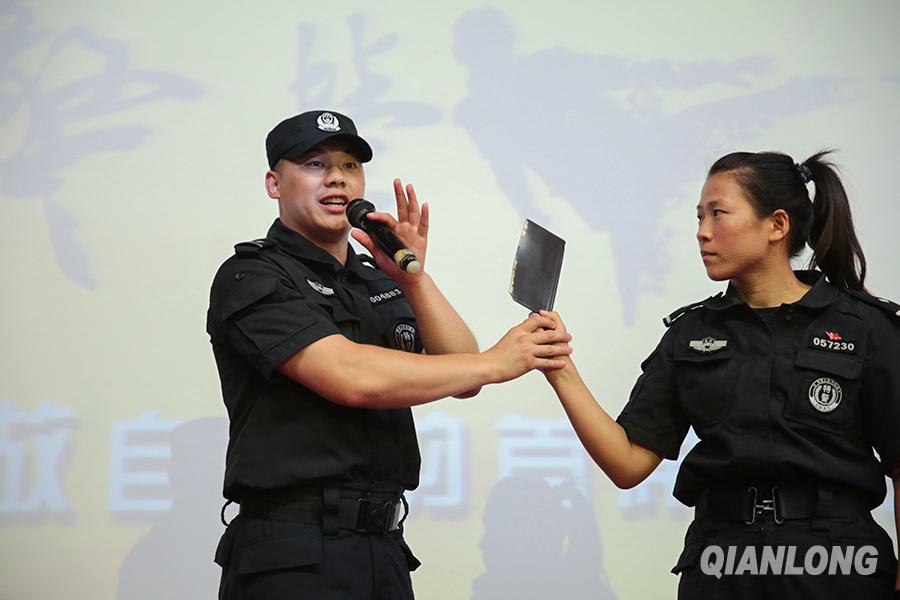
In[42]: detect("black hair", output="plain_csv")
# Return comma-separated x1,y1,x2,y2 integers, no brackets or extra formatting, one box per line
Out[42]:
707,150,867,291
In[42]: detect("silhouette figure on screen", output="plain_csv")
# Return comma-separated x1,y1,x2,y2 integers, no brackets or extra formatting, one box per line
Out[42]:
116,417,227,600
453,8,846,324
472,476,616,600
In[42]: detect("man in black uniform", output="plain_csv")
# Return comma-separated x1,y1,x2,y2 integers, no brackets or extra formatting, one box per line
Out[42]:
207,110,570,600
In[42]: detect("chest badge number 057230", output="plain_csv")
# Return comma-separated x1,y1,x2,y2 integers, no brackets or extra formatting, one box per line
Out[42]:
810,334,855,354
808,377,842,413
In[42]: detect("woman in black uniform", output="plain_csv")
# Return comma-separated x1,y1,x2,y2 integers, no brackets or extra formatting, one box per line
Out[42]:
541,150,900,598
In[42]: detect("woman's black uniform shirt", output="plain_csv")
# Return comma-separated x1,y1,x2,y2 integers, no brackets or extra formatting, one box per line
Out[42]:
617,271,900,507
207,219,423,502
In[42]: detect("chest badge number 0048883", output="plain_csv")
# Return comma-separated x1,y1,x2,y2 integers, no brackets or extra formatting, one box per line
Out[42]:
808,377,842,413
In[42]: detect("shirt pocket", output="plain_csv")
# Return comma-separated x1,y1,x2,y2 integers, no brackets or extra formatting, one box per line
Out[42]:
672,347,741,432
312,298,360,341
784,349,862,437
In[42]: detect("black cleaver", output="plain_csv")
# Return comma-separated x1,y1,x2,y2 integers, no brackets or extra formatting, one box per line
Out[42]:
508,219,565,312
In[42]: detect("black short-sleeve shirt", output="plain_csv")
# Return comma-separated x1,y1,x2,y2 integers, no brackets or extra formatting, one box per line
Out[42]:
617,271,900,508
207,220,424,501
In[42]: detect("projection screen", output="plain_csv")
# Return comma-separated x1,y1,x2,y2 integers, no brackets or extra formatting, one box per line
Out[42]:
2,1,898,598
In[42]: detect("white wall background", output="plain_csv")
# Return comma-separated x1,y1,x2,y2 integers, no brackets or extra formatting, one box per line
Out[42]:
1,1,899,598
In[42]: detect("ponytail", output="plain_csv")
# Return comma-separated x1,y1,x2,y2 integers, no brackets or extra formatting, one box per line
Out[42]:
803,150,867,291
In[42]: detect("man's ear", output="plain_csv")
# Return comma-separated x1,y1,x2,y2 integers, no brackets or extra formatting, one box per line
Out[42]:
265,169,280,200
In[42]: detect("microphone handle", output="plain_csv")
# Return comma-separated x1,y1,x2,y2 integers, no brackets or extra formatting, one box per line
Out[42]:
365,219,421,274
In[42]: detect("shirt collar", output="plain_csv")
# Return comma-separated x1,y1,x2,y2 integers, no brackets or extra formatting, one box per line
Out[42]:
704,270,838,311
793,270,840,308
266,219,382,281
267,219,345,271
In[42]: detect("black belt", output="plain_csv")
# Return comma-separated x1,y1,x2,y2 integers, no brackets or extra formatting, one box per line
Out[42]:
695,485,871,524
237,486,406,533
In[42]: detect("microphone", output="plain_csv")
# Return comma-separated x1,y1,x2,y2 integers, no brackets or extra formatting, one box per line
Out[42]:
346,198,421,273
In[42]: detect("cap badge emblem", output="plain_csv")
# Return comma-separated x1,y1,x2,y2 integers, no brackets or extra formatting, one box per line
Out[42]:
316,112,341,132
688,337,727,353
808,377,842,413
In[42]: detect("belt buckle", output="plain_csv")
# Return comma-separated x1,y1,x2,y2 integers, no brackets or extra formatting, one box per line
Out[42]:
745,486,784,525
354,497,396,533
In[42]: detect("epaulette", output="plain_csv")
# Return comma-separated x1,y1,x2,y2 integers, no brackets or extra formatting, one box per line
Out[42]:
234,238,277,256
663,293,722,327
844,288,900,319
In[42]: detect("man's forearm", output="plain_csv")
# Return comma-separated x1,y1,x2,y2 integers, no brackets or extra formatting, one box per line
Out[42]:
287,338,495,408
400,273,478,354
278,314,570,409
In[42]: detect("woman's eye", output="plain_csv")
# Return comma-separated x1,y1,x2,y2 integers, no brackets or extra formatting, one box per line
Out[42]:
712,209,724,217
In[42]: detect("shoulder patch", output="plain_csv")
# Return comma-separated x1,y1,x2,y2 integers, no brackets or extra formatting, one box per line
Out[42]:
844,289,900,319
663,293,722,327
234,238,277,256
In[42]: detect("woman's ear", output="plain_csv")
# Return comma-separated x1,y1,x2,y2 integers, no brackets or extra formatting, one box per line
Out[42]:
769,208,790,243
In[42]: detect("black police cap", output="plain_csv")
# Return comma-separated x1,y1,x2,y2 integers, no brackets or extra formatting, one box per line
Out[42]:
265,110,373,169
